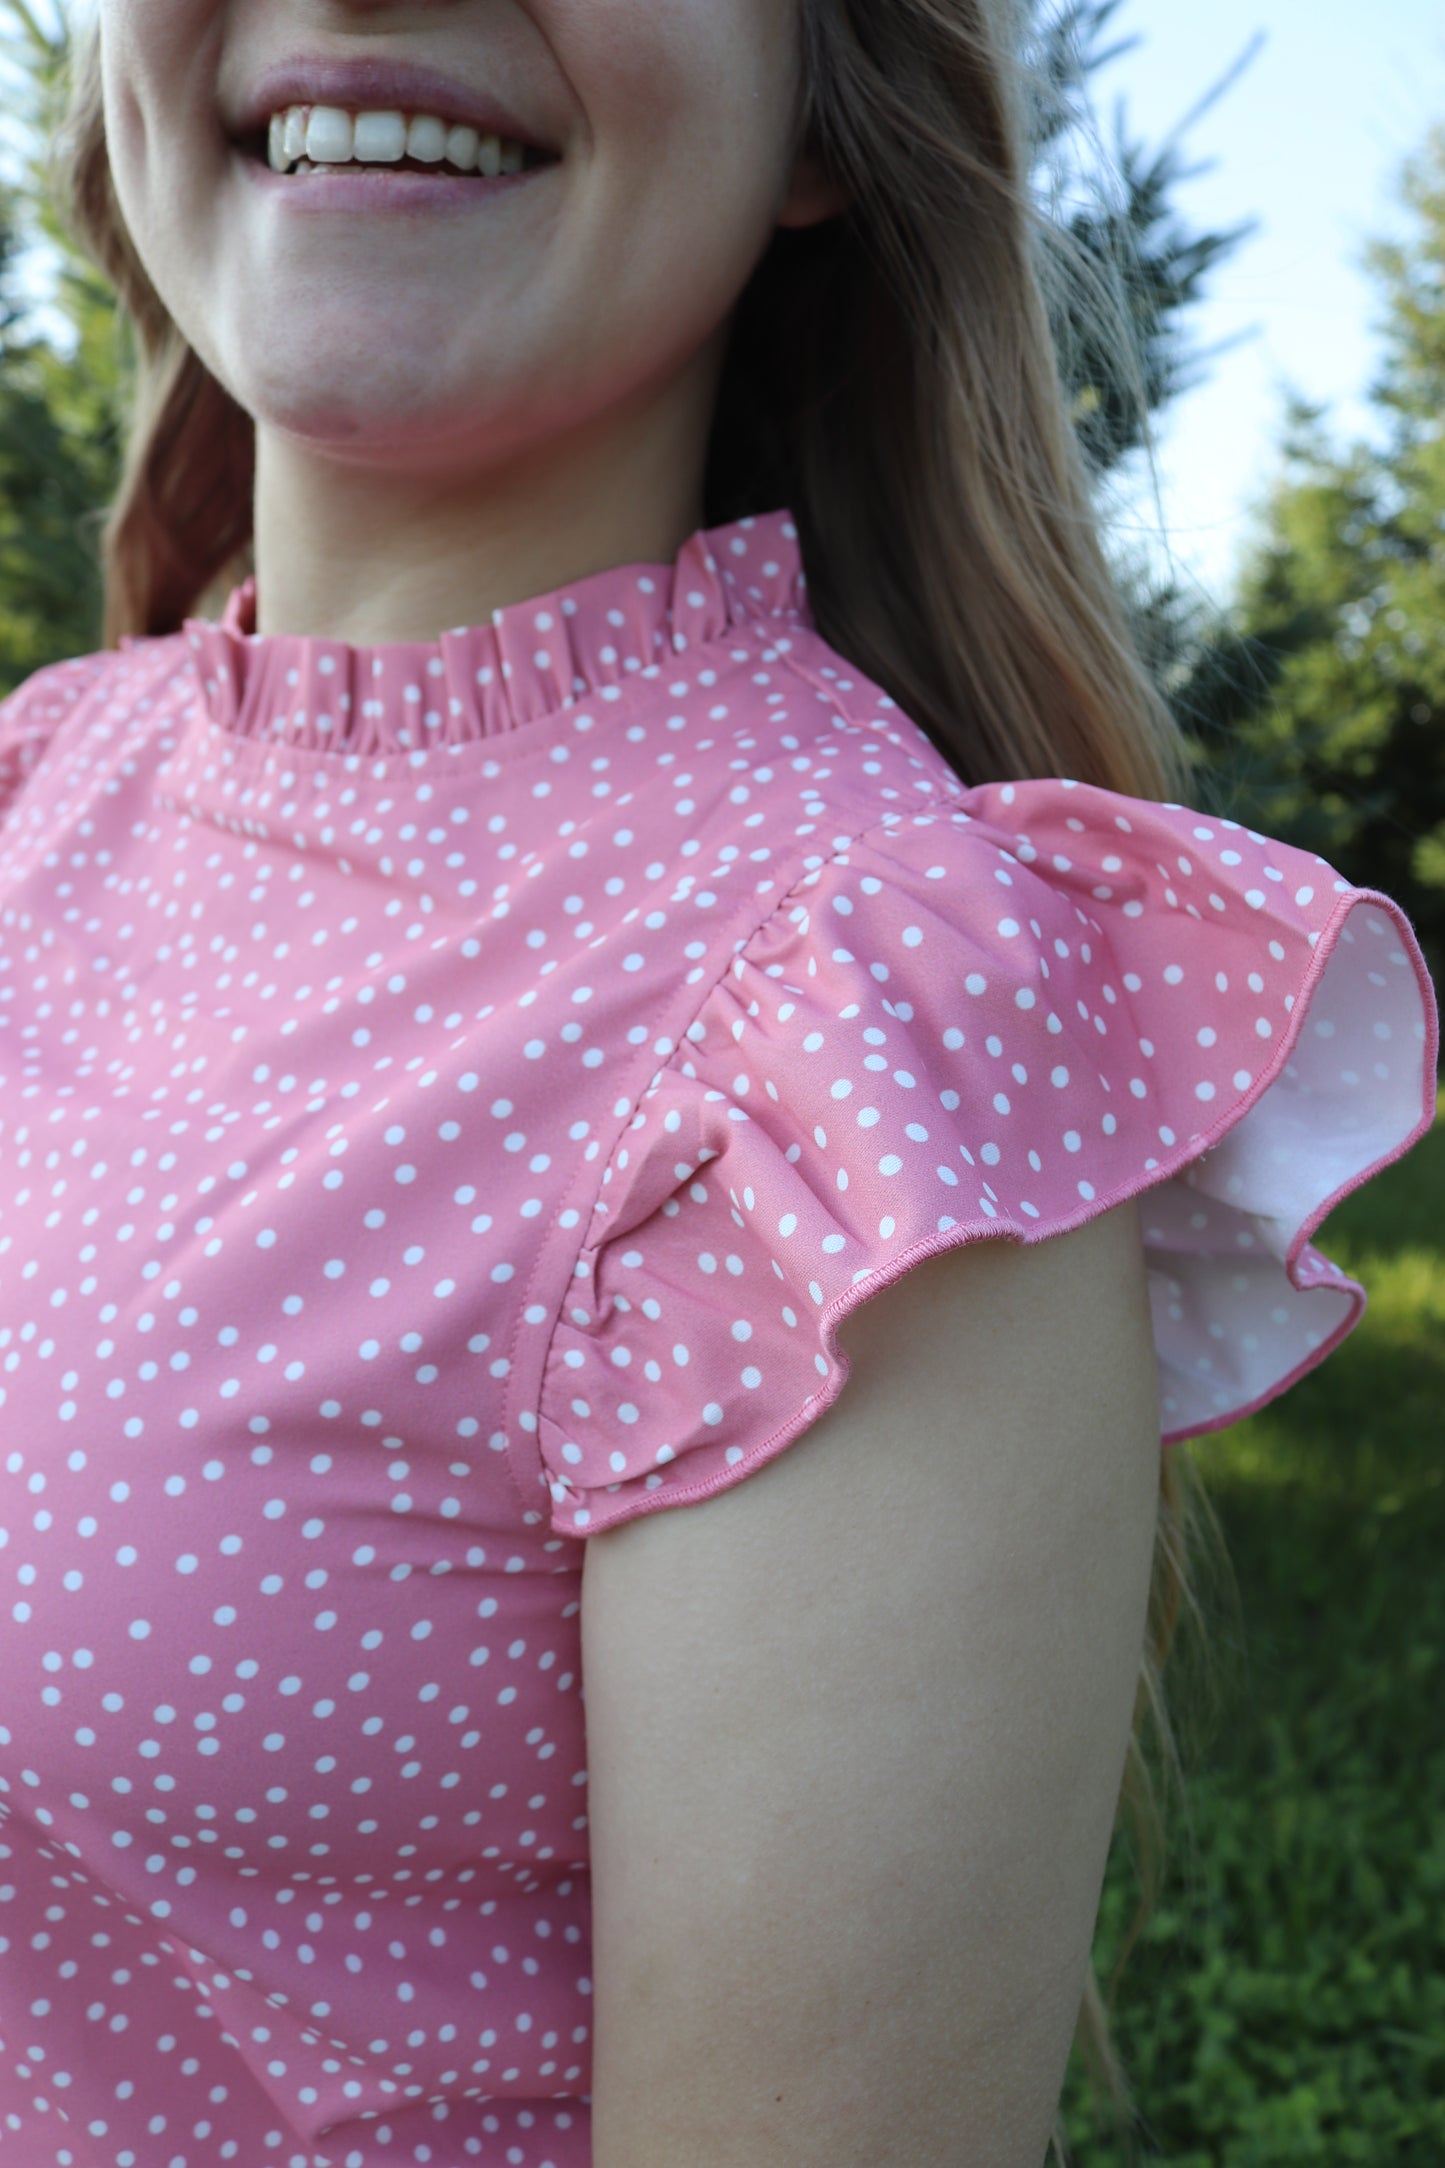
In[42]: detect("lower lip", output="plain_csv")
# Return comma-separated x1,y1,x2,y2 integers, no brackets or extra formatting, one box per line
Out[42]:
235,150,552,213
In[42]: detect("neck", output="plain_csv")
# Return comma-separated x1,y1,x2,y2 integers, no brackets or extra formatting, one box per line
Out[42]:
250,337,726,645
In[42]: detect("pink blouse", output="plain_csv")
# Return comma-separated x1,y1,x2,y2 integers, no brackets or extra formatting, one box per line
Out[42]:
0,509,1437,2167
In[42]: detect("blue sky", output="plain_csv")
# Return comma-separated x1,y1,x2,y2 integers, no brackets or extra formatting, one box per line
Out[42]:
1093,0,1445,608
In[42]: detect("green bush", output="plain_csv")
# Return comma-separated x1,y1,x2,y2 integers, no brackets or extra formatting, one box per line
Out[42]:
1061,1097,1445,2161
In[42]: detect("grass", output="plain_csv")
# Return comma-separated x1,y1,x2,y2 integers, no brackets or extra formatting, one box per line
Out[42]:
1056,1090,1445,2165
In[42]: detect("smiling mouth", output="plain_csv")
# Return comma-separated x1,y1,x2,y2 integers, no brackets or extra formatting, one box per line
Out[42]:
235,129,558,177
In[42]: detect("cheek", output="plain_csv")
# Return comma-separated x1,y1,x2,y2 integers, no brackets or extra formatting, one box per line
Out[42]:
100,0,226,302
539,0,799,199
538,0,801,321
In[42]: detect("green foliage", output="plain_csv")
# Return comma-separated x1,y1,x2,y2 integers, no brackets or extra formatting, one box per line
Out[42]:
1058,1098,1445,2163
0,0,127,691
0,188,124,688
1177,127,1445,998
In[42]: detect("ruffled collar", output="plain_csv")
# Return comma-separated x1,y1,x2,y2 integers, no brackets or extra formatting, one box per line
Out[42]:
181,508,808,757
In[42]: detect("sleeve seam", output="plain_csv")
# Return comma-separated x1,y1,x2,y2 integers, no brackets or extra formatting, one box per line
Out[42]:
771,638,897,742
772,641,974,815
518,784,943,1510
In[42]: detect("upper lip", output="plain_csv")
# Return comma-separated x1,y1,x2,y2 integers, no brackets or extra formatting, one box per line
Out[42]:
230,55,558,153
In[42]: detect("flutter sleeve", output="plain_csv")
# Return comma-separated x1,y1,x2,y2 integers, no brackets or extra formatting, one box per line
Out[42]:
533,780,1439,1537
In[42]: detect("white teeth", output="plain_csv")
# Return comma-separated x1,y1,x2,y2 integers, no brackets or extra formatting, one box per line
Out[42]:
406,114,448,163
263,104,538,177
305,106,354,163
352,109,407,162
445,123,480,170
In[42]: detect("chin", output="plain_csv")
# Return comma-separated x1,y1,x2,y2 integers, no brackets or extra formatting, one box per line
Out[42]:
239,354,502,459
235,327,596,474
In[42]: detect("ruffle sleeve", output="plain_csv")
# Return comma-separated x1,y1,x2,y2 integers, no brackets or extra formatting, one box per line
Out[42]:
531,779,1439,1537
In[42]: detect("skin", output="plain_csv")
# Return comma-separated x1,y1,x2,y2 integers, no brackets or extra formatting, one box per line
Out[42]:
98,0,847,644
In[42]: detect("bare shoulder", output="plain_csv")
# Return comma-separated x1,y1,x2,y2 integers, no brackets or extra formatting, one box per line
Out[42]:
582,1198,1161,2168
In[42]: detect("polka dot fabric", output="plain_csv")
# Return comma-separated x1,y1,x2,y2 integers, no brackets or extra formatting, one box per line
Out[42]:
0,507,1436,2166
542,786,1437,1532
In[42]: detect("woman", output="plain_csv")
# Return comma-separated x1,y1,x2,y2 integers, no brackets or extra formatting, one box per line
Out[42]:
0,2,1435,2164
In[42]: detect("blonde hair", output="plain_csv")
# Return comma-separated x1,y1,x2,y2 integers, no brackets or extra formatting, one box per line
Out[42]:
50,4,1228,2152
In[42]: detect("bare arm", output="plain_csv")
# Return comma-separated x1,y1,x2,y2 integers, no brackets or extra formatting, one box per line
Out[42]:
581,1197,1161,2168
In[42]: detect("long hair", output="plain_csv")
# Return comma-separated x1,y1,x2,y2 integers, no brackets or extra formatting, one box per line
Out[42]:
49,6,1228,2154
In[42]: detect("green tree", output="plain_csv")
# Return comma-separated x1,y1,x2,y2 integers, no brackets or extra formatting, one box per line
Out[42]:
1178,125,1445,1000
0,0,128,691
0,183,128,690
